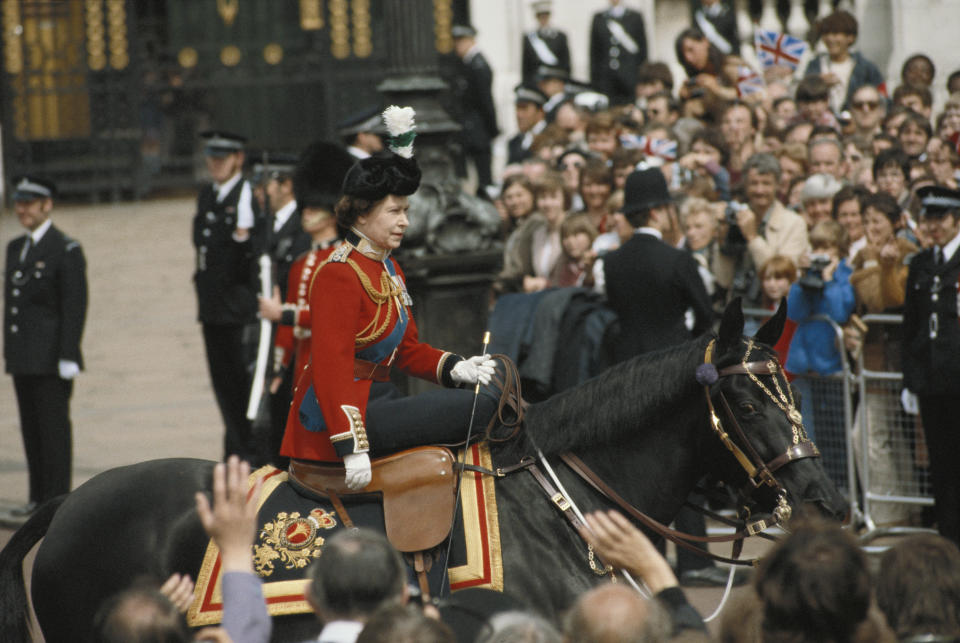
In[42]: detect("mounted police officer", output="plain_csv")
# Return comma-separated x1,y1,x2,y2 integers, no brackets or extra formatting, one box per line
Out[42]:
902,185,960,546
4,176,87,519
193,130,259,458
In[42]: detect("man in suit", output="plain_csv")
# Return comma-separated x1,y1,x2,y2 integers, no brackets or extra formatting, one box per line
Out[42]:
507,85,547,166
590,0,648,105
902,186,960,546
604,168,743,587
3,176,87,519
522,1,571,86
603,166,713,360
193,130,259,458
451,24,499,195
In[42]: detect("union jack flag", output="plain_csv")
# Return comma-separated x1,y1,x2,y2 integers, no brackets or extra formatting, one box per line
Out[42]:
736,65,765,97
754,29,808,70
620,134,677,161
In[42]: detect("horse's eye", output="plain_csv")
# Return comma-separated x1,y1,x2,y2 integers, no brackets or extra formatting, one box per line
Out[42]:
740,402,758,415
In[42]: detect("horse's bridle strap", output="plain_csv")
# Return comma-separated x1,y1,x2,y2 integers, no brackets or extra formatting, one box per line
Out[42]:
559,452,759,563
766,441,820,473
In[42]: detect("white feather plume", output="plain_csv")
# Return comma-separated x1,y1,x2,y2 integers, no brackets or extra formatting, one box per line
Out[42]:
382,105,416,159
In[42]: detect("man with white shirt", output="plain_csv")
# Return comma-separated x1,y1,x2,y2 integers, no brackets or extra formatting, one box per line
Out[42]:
3,175,87,520
902,185,960,547
193,130,258,458
507,85,547,165
589,0,647,105
338,108,384,162
303,529,407,643
603,167,713,359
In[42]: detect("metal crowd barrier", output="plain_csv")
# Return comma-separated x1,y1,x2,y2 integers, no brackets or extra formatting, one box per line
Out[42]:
854,313,935,546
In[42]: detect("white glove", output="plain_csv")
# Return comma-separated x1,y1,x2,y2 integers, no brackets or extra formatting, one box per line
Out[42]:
450,355,496,386
900,389,919,415
343,453,372,490
58,359,80,380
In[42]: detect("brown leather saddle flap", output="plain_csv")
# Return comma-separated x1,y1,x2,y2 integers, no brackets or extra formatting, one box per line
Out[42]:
288,446,457,552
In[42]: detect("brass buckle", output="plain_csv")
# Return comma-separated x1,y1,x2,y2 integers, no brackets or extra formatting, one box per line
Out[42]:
551,493,571,511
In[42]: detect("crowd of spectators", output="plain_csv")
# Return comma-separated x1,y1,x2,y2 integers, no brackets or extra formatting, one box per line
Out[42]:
455,0,960,538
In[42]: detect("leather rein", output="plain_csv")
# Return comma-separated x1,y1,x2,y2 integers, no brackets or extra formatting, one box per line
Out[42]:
484,338,821,568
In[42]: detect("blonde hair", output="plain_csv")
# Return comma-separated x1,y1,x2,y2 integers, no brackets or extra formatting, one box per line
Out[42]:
679,196,721,229
809,219,849,256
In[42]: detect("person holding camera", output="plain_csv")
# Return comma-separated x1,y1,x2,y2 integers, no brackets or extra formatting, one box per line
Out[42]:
785,221,855,478
714,153,810,306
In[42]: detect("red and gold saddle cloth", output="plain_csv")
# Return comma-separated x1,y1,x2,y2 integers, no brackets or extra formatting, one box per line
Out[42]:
187,443,503,627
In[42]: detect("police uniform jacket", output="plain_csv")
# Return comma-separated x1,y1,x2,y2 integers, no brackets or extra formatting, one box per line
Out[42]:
192,179,257,325
902,245,960,396
522,28,571,85
590,7,647,100
4,225,87,374
453,50,499,153
603,230,714,358
281,231,463,462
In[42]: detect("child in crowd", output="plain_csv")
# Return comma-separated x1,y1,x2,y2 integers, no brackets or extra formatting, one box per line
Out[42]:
756,255,799,375
786,220,855,482
551,214,598,288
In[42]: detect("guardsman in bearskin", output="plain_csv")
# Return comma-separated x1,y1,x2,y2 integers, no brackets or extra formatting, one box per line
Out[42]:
193,130,258,458
902,185,960,546
281,107,496,490
258,142,356,466
3,176,87,519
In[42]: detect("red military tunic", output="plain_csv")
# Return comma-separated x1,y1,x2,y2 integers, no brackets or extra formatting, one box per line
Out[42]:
281,231,459,462
273,242,337,380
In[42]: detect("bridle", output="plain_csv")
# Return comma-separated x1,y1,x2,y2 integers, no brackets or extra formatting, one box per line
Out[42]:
468,340,823,571
697,337,820,533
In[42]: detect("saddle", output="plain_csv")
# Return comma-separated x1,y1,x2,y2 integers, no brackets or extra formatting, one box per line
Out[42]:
288,446,456,552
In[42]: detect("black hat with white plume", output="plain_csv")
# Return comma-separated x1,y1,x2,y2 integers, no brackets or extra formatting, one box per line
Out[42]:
341,105,421,201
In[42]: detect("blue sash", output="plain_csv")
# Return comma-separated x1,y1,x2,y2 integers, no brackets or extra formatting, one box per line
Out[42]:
299,260,410,433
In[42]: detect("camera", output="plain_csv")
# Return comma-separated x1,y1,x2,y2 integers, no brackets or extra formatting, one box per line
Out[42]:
720,201,749,256
798,253,832,291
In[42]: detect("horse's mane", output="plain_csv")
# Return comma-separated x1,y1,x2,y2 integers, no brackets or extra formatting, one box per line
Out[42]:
522,333,714,456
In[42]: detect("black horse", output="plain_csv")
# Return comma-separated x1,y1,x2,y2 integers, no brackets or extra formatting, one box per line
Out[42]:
0,302,846,642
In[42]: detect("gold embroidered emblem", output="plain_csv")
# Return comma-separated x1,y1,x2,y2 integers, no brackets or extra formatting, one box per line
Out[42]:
253,508,338,577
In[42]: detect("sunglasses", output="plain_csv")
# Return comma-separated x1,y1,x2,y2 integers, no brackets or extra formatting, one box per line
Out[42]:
852,100,880,110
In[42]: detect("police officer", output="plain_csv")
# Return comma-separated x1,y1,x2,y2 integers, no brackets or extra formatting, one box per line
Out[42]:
338,106,385,162
589,0,648,105
451,24,499,196
4,176,87,518
193,130,258,458
902,185,960,546
522,1,571,86
507,85,547,165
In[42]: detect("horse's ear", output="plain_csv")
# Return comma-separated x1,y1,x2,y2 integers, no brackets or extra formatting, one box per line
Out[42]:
755,298,787,347
717,297,745,350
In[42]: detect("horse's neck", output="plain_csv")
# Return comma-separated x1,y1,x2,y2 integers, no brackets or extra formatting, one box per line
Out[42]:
571,402,707,524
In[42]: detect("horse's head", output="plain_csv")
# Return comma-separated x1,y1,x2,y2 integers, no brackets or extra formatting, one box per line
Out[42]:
702,299,847,526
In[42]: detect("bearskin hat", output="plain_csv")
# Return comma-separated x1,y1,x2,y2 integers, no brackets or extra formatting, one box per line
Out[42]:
293,141,356,210
341,106,421,201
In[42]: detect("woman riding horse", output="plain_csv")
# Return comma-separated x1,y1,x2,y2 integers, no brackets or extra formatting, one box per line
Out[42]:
281,106,496,490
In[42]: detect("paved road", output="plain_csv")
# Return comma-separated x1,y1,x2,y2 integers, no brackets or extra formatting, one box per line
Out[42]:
0,197,766,638
0,197,222,519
